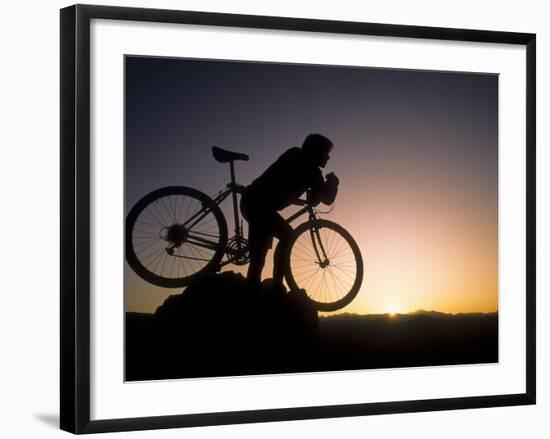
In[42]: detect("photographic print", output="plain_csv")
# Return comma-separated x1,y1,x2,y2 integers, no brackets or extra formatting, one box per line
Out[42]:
124,56,498,382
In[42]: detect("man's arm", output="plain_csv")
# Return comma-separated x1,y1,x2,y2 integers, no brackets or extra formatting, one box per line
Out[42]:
307,170,339,206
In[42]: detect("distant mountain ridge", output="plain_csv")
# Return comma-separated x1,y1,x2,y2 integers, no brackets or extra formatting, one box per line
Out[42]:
318,309,498,320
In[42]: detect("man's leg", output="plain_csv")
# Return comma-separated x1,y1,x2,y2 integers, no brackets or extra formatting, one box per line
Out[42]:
272,215,293,288
246,225,271,289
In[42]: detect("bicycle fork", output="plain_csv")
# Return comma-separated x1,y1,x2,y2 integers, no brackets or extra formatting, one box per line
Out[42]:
309,219,330,267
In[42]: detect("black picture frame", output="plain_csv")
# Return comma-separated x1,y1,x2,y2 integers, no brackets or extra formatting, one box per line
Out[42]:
60,4,536,434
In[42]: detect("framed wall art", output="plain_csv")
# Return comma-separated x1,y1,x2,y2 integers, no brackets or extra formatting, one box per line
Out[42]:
60,4,536,434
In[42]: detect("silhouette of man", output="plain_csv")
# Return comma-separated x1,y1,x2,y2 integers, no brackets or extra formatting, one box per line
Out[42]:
240,134,339,291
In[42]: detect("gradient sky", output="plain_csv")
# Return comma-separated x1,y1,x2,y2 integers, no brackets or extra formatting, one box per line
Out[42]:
125,55,498,315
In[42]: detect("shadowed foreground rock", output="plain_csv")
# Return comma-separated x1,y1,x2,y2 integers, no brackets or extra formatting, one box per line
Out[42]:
126,271,499,381
126,272,320,381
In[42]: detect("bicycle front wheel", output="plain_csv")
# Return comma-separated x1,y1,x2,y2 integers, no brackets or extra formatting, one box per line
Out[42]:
126,186,228,288
284,219,363,312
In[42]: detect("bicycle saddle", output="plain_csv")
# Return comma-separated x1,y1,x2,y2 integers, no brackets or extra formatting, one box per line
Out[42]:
212,146,249,163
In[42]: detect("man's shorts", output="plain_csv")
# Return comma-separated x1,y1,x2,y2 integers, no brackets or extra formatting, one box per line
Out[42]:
240,188,291,251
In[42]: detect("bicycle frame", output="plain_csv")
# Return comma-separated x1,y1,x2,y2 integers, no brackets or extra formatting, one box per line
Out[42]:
180,169,328,268
178,182,245,267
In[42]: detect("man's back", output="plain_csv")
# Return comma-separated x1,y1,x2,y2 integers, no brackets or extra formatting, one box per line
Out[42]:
247,147,322,210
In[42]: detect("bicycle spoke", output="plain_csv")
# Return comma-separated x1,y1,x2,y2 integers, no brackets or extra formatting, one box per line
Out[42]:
143,204,165,227
132,237,159,243
152,200,170,227
188,245,203,272
134,238,163,256
182,196,194,224
136,218,163,228
148,249,165,273
139,246,164,264
331,264,355,282
158,196,172,225
169,252,177,278
138,210,164,228
171,195,178,223
294,265,322,277
303,267,320,292
328,267,352,293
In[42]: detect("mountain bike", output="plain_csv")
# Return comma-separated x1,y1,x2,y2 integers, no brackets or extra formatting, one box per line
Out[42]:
126,146,363,311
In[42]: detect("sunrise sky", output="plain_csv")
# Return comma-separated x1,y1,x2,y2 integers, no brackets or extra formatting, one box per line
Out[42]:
124,56,498,316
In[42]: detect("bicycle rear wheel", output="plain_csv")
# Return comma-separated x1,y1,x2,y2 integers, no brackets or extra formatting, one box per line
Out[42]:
284,219,363,312
126,186,228,288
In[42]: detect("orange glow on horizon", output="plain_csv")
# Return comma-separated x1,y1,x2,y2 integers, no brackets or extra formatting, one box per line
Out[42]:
125,173,498,316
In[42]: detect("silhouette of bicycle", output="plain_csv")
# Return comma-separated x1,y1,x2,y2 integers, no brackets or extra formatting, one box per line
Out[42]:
126,146,363,311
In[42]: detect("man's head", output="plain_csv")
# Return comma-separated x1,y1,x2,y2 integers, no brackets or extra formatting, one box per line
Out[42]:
301,133,333,168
